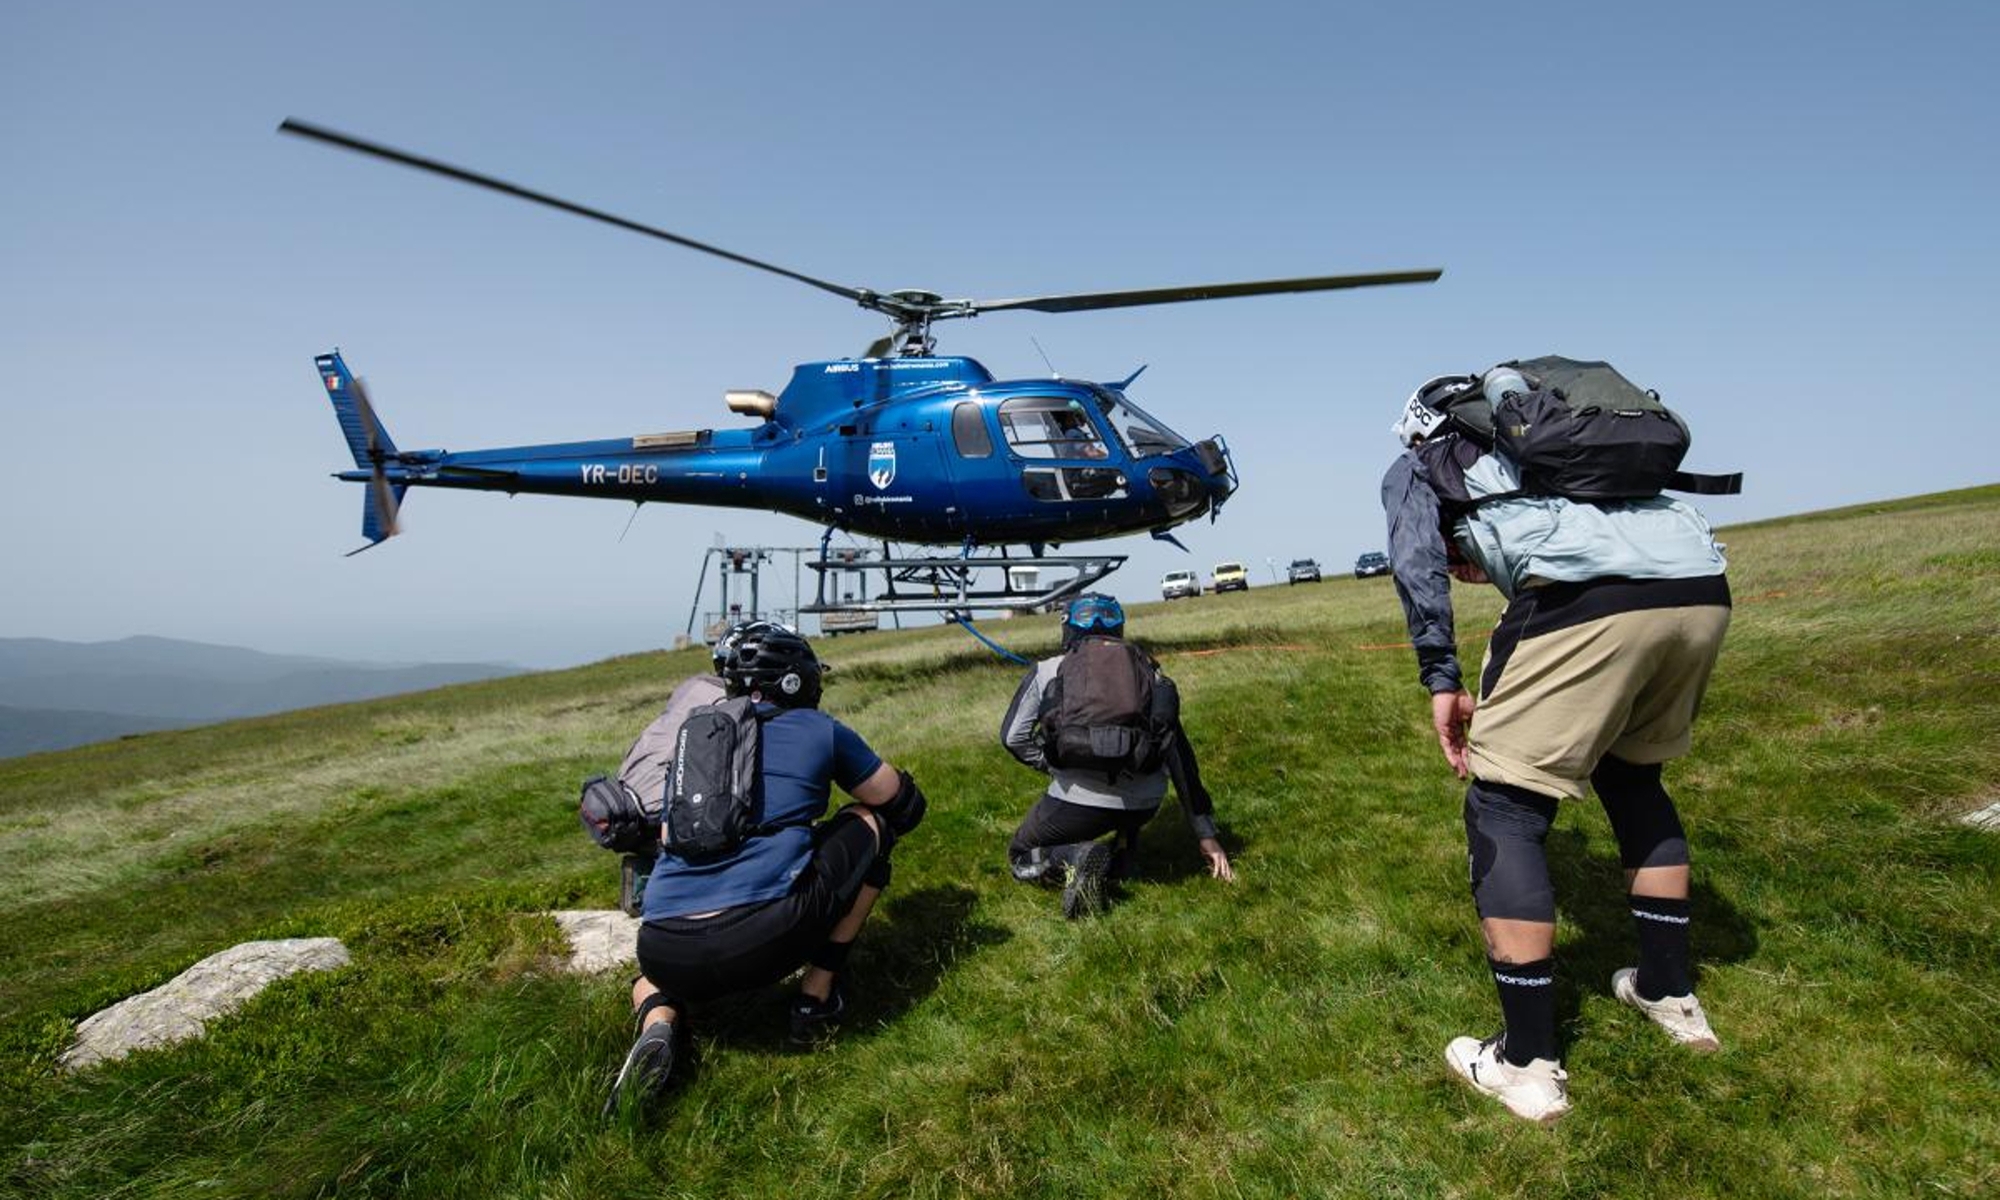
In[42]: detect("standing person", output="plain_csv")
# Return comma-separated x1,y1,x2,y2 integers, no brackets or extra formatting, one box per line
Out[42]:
606,625,927,1115
1383,363,1732,1123
1000,593,1234,918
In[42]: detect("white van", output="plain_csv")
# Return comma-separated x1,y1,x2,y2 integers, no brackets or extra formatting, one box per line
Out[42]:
1161,569,1201,600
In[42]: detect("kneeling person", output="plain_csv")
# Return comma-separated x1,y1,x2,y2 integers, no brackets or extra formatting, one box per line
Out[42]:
1001,593,1233,918
608,626,926,1113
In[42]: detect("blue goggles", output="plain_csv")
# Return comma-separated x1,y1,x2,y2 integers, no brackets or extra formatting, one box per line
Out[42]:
1064,593,1126,631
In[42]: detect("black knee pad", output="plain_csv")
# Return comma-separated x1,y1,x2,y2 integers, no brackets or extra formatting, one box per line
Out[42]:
1464,779,1559,922
1592,755,1689,870
862,853,892,891
871,770,927,855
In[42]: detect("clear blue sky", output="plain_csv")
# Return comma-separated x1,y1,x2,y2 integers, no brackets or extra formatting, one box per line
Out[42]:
3,2,1994,668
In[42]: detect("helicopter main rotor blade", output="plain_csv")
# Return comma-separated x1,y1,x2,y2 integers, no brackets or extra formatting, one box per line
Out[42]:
278,118,870,307
969,268,1444,315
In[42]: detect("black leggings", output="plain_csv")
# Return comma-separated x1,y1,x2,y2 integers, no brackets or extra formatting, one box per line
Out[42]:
1008,793,1156,882
637,811,888,1007
1464,757,1689,921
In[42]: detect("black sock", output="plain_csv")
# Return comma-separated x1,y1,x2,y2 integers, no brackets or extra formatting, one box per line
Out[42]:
807,937,854,974
1629,894,1692,1000
1489,957,1556,1065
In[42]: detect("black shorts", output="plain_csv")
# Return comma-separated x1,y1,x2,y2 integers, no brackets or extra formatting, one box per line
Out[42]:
637,811,880,1006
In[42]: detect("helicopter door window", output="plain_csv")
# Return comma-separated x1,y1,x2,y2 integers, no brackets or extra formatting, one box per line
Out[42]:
1021,467,1128,502
951,402,993,458
998,395,1110,461
1022,468,1064,501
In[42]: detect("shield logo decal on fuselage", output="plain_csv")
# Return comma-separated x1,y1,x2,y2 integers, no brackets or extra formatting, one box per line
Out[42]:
868,440,896,490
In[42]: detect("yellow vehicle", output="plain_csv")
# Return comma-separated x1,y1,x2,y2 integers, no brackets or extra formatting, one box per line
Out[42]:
1212,561,1249,593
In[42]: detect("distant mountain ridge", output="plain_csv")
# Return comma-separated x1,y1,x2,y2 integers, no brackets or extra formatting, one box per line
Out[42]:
0,636,520,758
0,705,193,759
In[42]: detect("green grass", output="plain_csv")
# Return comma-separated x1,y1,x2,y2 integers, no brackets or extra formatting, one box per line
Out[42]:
4,484,1998,1198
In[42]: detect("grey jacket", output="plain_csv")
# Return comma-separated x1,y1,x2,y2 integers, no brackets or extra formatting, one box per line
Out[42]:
1382,435,1727,694
1000,650,1218,839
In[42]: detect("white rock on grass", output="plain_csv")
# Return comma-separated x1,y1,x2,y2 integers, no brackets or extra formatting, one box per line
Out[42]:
549,910,641,975
1961,800,2000,831
61,937,350,1071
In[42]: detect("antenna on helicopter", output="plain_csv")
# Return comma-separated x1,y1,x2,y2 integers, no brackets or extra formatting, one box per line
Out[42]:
1030,335,1060,379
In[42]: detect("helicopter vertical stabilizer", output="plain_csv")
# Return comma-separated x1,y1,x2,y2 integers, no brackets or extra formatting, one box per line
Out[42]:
315,351,399,468
359,482,407,545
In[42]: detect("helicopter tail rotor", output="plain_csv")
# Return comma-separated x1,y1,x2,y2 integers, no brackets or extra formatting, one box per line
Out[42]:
345,376,404,552
315,352,408,553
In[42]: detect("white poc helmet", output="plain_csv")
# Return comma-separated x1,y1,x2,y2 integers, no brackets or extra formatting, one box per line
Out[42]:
1392,374,1478,448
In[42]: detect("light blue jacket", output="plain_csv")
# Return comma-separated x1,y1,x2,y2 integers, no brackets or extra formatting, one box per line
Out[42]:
1451,451,1727,602
1382,436,1726,693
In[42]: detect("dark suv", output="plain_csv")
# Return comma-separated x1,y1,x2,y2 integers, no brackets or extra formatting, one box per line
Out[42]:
1354,551,1391,579
1286,558,1322,584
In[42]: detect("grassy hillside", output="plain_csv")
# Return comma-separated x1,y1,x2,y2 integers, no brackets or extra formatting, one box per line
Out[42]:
3,486,1997,1198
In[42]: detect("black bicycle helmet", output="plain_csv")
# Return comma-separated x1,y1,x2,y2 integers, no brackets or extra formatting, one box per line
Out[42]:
718,625,823,708
711,619,782,675
1392,373,1498,448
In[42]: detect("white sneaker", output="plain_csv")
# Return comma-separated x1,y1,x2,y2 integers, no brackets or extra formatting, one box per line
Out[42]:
1445,1033,1571,1124
1613,968,1721,1052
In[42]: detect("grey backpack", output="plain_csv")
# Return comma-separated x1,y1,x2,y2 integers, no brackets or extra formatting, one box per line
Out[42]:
579,674,726,853
617,674,728,814
662,697,770,861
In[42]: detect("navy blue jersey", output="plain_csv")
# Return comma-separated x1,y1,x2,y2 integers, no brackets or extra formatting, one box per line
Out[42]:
641,705,883,919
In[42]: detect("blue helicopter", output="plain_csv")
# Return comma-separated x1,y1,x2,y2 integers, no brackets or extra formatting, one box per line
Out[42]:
284,120,1441,613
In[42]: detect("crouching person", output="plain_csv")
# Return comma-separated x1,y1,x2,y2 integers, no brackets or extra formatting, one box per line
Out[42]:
1001,593,1233,919
605,625,926,1115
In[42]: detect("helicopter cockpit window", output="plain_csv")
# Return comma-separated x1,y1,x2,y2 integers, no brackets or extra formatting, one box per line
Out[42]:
951,402,993,458
1091,389,1190,457
997,395,1111,460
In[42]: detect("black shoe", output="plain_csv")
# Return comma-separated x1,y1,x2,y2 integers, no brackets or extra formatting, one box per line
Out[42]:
603,1019,676,1118
788,983,846,1047
1062,842,1113,919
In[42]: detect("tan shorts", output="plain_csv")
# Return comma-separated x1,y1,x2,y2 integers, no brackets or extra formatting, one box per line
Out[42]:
1467,575,1730,800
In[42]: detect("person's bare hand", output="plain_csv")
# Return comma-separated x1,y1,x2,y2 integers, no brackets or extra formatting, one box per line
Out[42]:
1198,837,1235,882
1449,562,1491,585
1432,689,1476,778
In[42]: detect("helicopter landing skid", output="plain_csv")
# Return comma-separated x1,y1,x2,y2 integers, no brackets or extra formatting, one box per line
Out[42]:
801,549,1125,615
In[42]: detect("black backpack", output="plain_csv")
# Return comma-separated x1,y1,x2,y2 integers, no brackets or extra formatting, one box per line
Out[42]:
1450,357,1740,502
1037,637,1179,779
661,697,770,861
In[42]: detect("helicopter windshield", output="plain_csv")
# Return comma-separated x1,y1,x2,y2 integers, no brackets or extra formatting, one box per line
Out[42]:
1091,388,1190,457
